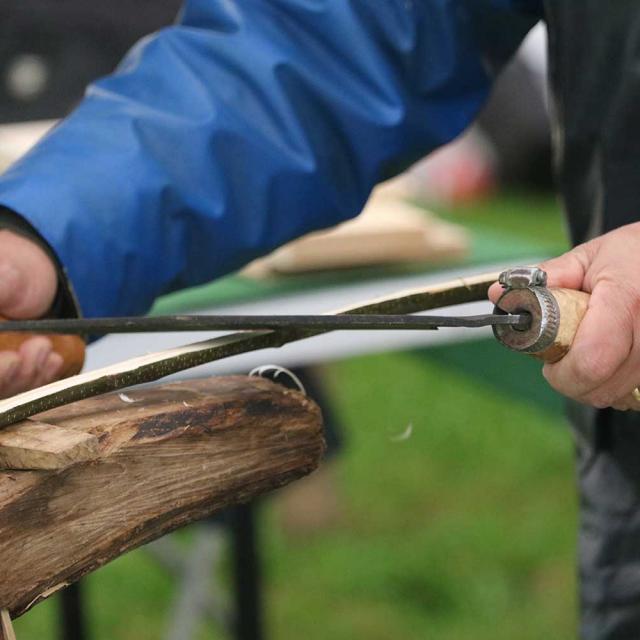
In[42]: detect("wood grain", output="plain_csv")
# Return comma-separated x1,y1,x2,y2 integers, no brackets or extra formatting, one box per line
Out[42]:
0,421,99,470
536,288,590,364
0,375,324,618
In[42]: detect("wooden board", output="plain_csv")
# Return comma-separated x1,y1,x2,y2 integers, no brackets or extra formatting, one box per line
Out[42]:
0,375,324,618
243,190,469,277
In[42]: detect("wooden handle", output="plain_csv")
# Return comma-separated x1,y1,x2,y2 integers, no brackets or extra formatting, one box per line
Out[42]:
0,318,85,379
493,286,590,362
536,288,590,364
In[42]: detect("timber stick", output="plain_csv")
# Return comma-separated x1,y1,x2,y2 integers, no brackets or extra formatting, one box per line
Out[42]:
0,610,15,640
0,272,499,428
0,375,324,618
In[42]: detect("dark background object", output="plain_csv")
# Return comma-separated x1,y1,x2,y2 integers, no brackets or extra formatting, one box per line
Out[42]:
478,56,552,190
0,0,182,122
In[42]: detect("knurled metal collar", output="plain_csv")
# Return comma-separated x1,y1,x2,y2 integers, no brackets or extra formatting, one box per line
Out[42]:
492,275,559,354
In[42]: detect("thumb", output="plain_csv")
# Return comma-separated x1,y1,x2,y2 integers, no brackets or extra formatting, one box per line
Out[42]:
538,240,598,291
489,243,597,305
0,230,58,318
488,242,597,305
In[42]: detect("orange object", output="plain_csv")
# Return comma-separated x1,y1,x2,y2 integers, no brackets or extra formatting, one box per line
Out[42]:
0,317,85,379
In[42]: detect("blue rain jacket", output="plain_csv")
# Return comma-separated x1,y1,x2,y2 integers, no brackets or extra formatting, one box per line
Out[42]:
0,0,541,318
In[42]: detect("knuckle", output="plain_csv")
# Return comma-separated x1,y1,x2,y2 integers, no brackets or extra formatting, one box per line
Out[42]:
618,284,640,323
589,392,616,409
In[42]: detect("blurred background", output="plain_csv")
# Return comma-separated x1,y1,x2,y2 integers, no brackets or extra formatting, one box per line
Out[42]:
0,5,577,640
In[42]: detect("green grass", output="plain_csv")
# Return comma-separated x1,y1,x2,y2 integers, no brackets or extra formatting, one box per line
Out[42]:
266,346,576,640
431,190,570,252
14,193,577,638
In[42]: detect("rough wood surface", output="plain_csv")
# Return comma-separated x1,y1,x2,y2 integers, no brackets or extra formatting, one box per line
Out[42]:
0,421,99,470
0,376,324,618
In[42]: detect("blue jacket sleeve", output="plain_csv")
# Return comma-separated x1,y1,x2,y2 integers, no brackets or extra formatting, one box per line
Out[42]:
0,0,540,318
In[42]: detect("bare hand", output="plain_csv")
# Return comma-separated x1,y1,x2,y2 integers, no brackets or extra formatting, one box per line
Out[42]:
0,230,62,398
489,222,640,410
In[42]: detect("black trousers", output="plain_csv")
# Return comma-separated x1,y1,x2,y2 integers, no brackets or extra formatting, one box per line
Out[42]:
570,402,640,639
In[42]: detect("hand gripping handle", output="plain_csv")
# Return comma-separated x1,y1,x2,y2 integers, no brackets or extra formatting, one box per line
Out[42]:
493,286,589,363
0,317,85,379
493,270,640,409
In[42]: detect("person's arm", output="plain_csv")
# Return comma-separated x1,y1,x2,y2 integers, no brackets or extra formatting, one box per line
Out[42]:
0,0,539,319
0,0,540,397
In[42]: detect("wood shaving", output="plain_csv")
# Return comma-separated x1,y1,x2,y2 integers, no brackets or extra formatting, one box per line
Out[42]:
390,422,413,443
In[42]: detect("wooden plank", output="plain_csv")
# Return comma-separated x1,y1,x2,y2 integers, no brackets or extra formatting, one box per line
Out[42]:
244,195,469,277
0,375,324,618
0,421,99,470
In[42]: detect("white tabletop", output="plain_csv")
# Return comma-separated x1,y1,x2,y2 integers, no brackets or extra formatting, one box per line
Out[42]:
85,259,545,380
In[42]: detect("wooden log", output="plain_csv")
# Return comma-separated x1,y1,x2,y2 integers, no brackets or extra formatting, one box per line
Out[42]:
0,376,324,618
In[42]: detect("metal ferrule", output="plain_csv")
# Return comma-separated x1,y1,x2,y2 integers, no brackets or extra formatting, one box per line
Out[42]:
492,286,560,354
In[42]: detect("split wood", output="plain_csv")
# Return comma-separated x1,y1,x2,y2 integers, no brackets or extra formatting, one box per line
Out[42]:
0,375,324,618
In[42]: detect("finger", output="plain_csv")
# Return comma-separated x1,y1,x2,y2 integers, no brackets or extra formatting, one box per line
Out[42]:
611,388,640,411
577,304,640,408
542,283,632,400
538,246,593,290
0,351,21,398
1,336,53,397
488,248,593,305
488,281,502,304
33,352,64,388
612,399,635,412
573,325,640,408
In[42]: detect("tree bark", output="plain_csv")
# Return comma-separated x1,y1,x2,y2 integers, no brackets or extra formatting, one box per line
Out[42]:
0,376,324,618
